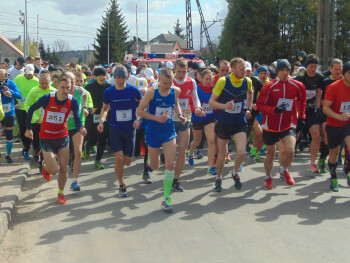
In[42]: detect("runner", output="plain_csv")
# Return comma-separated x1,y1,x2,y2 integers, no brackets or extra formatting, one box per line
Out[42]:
0,69,22,163
7,57,25,81
25,74,86,204
317,58,343,173
256,59,306,189
98,65,142,197
14,64,39,160
137,68,186,212
209,57,253,192
295,54,324,174
323,61,350,191
172,58,204,192
188,69,217,175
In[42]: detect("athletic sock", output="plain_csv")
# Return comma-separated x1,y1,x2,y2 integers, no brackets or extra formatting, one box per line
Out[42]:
265,175,272,179
163,170,174,200
58,189,64,195
328,162,338,179
320,142,329,159
72,178,77,183
173,178,178,185
6,140,13,156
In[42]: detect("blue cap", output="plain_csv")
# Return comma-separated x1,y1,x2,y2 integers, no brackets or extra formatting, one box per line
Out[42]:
257,65,269,73
276,59,291,73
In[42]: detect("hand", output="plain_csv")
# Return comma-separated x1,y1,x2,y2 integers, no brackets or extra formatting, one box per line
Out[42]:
245,110,252,119
179,115,187,125
140,88,146,96
80,126,87,136
83,108,89,117
274,104,286,114
226,100,234,111
25,130,33,139
252,104,257,111
97,122,104,133
3,86,12,97
195,108,206,118
296,118,306,133
133,119,141,129
338,113,350,122
157,114,169,123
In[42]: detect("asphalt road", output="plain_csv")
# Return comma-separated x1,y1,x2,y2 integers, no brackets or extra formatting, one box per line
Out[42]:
1,148,350,263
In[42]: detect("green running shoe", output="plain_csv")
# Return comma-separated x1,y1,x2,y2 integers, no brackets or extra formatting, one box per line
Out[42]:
82,142,90,160
318,158,327,173
329,178,339,192
343,171,350,187
94,160,104,169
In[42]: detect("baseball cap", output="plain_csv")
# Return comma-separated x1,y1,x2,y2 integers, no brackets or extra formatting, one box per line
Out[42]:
144,68,154,81
245,61,252,71
17,56,25,66
165,61,173,70
343,61,350,75
25,64,35,74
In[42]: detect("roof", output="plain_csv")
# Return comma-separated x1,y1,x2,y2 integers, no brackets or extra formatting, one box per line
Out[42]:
150,33,187,49
150,43,175,53
0,34,24,56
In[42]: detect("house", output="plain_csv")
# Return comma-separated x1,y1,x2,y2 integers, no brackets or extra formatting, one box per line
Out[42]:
150,33,188,51
0,34,24,64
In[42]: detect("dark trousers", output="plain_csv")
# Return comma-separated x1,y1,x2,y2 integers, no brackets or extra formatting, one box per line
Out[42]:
16,109,31,152
85,116,108,161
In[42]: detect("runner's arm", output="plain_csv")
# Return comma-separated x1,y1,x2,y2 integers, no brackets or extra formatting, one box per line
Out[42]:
71,97,82,130
8,81,22,99
323,100,343,120
191,80,201,109
99,103,109,123
136,87,159,121
173,86,183,116
256,85,276,116
298,83,307,119
26,94,50,130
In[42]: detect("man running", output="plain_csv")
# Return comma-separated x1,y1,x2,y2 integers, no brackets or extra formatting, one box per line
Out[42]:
323,61,350,191
257,59,306,189
98,65,142,197
25,74,86,204
209,57,253,192
137,68,186,212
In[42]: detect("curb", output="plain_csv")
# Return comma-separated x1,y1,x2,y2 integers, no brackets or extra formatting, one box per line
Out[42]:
0,162,30,244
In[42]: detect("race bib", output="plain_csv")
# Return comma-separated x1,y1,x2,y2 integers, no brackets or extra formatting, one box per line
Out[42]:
93,114,100,123
19,97,26,104
306,90,316,100
277,98,293,111
2,103,11,113
178,98,189,110
225,102,242,114
340,102,350,113
155,107,172,117
202,103,213,114
46,111,65,124
116,109,132,122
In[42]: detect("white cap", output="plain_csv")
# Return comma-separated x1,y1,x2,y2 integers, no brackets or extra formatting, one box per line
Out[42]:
245,61,252,71
144,68,154,81
138,70,145,78
165,61,174,70
25,64,35,75
131,65,137,74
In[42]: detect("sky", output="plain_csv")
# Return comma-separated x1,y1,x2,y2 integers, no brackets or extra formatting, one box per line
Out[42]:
0,0,228,51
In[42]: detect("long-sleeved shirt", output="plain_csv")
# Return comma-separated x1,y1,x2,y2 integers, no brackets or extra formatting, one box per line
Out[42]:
0,79,22,117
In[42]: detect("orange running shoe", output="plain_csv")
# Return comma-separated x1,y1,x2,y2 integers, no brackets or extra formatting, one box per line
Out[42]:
42,161,51,181
58,194,67,204
225,152,231,163
308,163,320,174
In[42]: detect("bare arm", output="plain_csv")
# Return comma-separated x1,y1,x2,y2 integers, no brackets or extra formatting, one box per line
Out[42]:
209,93,233,110
323,100,350,121
136,87,159,122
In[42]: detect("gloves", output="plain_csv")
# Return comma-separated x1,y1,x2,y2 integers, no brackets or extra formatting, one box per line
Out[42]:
296,118,306,133
274,104,286,114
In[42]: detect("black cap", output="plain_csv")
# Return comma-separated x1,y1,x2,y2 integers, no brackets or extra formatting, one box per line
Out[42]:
48,64,56,72
34,65,40,74
4,58,10,64
94,67,106,76
17,56,25,65
343,61,350,75
123,63,131,73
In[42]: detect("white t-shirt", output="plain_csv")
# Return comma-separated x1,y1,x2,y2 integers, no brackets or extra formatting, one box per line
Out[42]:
7,66,24,80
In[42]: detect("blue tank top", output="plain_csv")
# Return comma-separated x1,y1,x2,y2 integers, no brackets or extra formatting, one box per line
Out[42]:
191,84,215,123
216,76,248,125
146,85,175,134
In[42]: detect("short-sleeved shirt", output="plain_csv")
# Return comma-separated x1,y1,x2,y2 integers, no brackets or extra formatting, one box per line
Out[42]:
14,74,39,110
325,79,350,127
213,73,253,97
103,84,142,130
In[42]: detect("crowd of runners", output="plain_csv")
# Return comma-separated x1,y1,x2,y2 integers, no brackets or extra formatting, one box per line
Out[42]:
0,53,350,212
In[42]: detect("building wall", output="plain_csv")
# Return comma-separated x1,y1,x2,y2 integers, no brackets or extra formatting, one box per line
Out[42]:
0,39,21,65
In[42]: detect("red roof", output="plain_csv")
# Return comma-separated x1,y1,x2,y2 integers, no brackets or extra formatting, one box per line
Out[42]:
0,34,24,56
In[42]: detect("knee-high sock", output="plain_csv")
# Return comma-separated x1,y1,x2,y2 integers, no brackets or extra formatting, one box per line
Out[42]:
328,162,338,179
164,170,174,200
4,129,13,156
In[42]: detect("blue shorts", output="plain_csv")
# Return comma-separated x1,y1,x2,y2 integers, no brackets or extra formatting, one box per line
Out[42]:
40,136,69,154
255,114,263,125
146,127,177,148
109,127,135,157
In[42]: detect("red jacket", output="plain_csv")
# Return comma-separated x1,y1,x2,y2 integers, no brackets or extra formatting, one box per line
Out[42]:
256,78,306,132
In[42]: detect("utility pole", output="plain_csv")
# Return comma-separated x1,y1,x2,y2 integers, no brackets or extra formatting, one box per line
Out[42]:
19,10,25,57
185,0,193,50
37,14,39,56
200,12,221,50
107,15,110,65
25,0,29,57
147,0,149,50
136,4,139,53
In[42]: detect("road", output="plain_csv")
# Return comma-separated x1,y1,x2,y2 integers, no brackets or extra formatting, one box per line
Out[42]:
1,148,350,263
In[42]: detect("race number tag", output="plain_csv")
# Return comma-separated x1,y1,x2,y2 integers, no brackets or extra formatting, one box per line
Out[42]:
19,97,26,104
306,90,316,100
116,109,132,122
277,98,293,111
202,103,213,114
225,102,242,114
2,103,11,113
340,102,350,113
93,114,100,123
46,111,65,124
178,98,189,110
155,107,172,117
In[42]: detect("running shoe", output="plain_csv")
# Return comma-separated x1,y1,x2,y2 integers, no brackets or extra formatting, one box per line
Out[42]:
94,160,104,169
338,155,343,165
21,149,25,157
232,172,242,190
214,179,222,192
246,143,251,153
225,152,231,164
42,161,51,181
254,154,261,162
188,153,194,166
208,166,217,176
172,180,184,192
161,198,173,213
82,142,90,160
329,178,339,192
196,149,203,159
70,181,81,191
279,167,285,181
58,194,67,204
264,177,273,190
23,151,31,160
317,158,327,173
308,163,320,174
5,155,13,164
282,169,295,185
119,185,128,197
90,145,97,154
343,171,350,187
249,147,257,158
33,154,39,164
142,171,152,184
238,163,244,172
260,147,266,155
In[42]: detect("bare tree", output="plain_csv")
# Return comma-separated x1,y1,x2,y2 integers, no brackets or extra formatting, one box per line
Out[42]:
52,39,71,61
